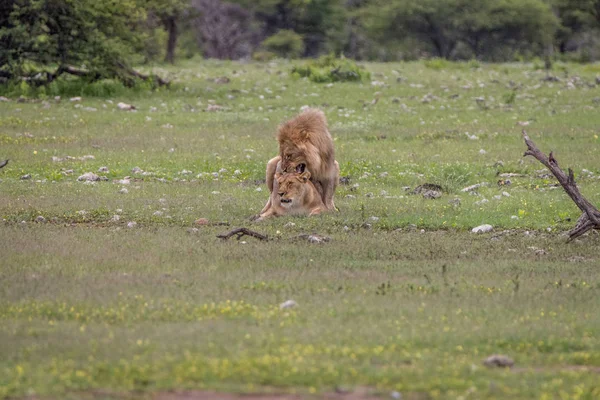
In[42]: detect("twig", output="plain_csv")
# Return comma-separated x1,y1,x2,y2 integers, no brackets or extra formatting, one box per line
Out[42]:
522,130,600,240
217,227,268,241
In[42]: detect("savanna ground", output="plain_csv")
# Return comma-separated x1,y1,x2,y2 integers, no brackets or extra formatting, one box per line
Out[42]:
1,59,600,400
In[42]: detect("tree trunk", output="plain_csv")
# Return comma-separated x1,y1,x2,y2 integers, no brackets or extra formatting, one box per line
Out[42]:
164,16,178,64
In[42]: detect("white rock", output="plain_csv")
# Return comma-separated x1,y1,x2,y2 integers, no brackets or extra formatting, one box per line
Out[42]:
502,191,511,197
77,172,100,181
153,211,163,216
131,167,143,174
472,224,493,233
35,215,46,223
127,221,137,228
98,166,109,173
111,215,120,222
117,102,135,111
279,300,297,310
479,149,487,155
461,183,488,192
70,97,82,102
119,188,129,194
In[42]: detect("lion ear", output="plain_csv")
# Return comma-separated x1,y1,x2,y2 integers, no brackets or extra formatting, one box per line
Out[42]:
300,171,311,182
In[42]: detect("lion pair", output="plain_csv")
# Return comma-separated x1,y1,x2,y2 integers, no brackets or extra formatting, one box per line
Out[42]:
257,108,340,221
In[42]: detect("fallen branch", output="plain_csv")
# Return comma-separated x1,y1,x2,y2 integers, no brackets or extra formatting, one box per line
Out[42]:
522,130,600,240
0,159,8,169
217,227,268,241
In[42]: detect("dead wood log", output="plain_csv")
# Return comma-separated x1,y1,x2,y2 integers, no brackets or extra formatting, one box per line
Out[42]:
522,130,600,240
217,227,268,241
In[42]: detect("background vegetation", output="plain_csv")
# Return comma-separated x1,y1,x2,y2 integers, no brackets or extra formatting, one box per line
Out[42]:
2,0,600,88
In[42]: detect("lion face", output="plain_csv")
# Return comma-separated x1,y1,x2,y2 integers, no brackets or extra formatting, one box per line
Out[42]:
279,143,307,174
276,171,311,207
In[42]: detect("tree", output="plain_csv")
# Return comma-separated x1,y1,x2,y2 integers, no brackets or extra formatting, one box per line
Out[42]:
230,0,345,57
192,0,254,59
363,0,559,60
144,0,192,64
0,0,166,86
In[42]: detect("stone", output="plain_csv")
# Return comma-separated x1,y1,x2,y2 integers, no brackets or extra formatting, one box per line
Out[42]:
279,300,297,310
483,354,514,368
472,224,493,233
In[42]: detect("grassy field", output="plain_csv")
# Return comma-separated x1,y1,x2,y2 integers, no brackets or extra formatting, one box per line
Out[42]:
1,59,600,399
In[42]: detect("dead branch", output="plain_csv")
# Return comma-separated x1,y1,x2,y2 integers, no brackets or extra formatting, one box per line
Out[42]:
522,130,600,240
217,227,268,241
0,159,8,169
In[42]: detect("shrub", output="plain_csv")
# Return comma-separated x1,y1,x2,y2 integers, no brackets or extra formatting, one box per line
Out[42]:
291,55,370,83
261,30,305,59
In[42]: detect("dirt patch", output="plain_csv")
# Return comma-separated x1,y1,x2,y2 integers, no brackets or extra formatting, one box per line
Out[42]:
154,387,386,400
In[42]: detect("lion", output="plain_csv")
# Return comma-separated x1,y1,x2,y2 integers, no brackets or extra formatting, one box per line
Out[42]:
257,171,326,220
260,108,339,215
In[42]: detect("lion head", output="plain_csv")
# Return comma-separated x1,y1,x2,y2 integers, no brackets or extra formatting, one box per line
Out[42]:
276,171,311,207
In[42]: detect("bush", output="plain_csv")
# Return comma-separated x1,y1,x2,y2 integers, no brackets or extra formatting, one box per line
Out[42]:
261,30,305,59
291,55,370,83
252,51,277,62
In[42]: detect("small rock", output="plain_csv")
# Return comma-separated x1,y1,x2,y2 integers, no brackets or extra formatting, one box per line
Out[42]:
279,300,297,310
390,391,402,400
284,222,296,228
119,188,129,194
461,183,488,192
568,256,586,263
534,249,547,256
77,172,101,182
483,354,514,368
474,199,489,206
195,218,209,226
502,191,510,197
448,198,461,207
213,76,230,84
35,215,46,223
127,221,137,228
153,211,163,216
111,215,120,222
69,97,82,102
423,190,442,199
305,234,331,243
511,215,519,220
117,102,136,111
479,149,487,155
472,224,493,233
206,104,224,112
98,166,109,173
20,174,32,180
131,167,143,174
0,96,9,102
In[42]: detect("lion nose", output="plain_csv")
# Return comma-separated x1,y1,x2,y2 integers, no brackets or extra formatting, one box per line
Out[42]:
278,192,284,197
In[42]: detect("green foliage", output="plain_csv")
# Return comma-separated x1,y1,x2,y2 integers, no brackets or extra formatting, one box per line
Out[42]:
261,30,305,59
0,0,147,85
291,54,370,83
252,51,277,62
424,58,450,70
362,0,560,60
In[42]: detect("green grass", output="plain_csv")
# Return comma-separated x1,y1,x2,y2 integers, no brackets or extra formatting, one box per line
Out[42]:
1,59,600,399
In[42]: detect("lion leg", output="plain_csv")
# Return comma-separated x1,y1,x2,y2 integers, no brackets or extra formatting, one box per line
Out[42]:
320,161,340,211
260,156,281,215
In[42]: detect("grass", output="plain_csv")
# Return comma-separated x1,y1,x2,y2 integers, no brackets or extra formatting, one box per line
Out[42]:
1,59,600,399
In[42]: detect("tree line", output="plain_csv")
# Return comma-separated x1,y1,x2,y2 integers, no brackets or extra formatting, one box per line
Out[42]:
1,0,599,85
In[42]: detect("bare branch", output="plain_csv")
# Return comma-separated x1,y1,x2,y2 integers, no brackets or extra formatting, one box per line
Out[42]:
217,227,268,241
522,130,600,240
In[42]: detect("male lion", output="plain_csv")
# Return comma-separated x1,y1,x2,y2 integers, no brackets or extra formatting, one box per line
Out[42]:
257,171,326,220
261,108,339,215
